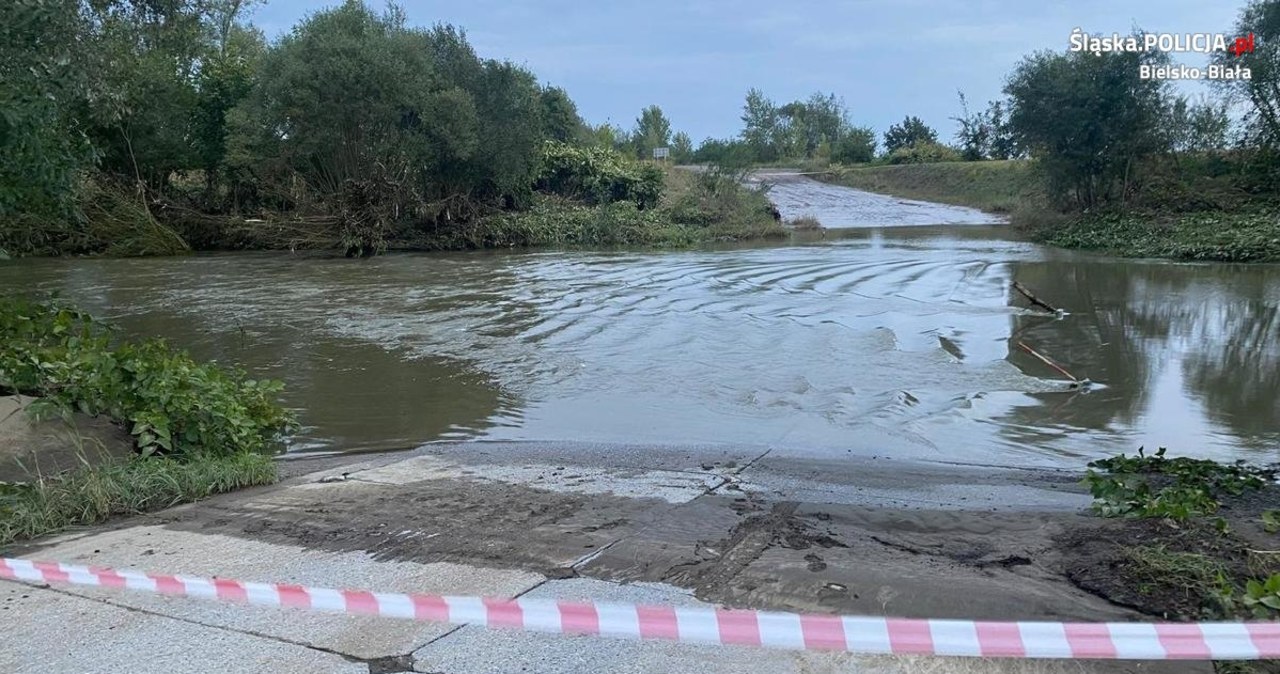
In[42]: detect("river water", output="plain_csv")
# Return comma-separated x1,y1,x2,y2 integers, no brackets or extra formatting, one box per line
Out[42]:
3,176,1277,468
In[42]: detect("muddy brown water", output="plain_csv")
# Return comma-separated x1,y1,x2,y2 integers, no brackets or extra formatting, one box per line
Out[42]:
2,176,1278,468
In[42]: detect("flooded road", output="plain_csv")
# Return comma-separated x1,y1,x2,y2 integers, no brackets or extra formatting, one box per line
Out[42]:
755,171,1004,227
3,178,1277,468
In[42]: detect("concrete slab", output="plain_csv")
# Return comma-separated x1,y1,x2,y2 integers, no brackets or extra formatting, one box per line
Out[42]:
351,454,723,504
409,578,1150,674
0,582,367,674
24,525,544,660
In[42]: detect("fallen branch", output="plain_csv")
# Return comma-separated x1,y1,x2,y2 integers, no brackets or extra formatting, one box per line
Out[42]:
1017,341,1080,383
1012,281,1059,314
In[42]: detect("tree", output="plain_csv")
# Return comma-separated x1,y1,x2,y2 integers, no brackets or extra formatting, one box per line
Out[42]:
227,0,552,249
538,86,581,144
670,131,694,163
1167,96,1230,153
985,100,1018,160
952,92,990,161
740,88,778,162
82,0,220,188
1213,0,1280,146
831,126,876,164
883,116,938,153
582,122,625,150
193,20,265,203
1005,42,1173,208
0,0,94,222
631,105,671,159
952,92,1018,161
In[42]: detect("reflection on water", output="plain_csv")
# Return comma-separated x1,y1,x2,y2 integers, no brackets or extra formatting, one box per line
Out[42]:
2,232,1277,467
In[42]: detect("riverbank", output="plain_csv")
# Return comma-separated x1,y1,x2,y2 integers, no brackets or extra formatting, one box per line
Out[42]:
0,298,292,545
389,167,787,250
815,161,1280,263
4,164,787,259
1,440,1250,672
1038,209,1280,263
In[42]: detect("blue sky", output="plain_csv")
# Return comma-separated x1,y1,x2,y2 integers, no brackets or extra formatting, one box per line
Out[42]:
249,1,1242,145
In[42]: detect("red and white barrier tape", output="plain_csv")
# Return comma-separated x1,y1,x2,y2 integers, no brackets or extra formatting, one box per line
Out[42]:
2,557,1278,660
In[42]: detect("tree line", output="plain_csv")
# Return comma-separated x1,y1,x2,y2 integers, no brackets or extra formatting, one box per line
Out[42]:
3,0,1277,256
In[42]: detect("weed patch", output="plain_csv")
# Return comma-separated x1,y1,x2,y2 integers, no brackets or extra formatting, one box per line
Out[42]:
0,453,276,545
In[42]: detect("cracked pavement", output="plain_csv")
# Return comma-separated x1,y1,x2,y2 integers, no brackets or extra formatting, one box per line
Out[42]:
0,442,1204,673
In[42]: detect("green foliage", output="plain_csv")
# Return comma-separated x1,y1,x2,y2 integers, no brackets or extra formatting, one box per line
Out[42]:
1005,43,1172,209
664,169,777,229
538,86,582,144
831,126,876,164
193,19,266,199
631,105,672,160
0,297,294,458
535,141,664,209
1042,209,1280,262
1263,510,1280,534
1085,447,1273,520
692,138,755,167
670,132,694,163
1242,575,1280,616
737,89,873,164
887,141,960,165
740,88,780,163
434,167,785,250
952,92,1018,161
225,2,551,252
1166,96,1230,153
883,116,938,154
1213,0,1280,147
0,0,95,222
80,0,222,186
0,452,276,545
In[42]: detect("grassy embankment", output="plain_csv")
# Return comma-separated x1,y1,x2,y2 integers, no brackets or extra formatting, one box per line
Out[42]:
819,160,1280,262
0,298,293,545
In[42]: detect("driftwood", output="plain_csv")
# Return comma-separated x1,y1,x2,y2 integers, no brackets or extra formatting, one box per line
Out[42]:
1017,341,1081,383
1012,281,1059,314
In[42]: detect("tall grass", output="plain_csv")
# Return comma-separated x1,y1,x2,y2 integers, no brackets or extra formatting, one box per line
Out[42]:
0,453,277,545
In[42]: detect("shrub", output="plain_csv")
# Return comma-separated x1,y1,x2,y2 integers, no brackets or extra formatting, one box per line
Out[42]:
887,142,961,165
534,141,664,209
0,297,295,458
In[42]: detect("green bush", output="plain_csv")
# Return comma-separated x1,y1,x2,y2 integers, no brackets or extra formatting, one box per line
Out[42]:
534,141,664,209
0,297,294,457
887,142,961,165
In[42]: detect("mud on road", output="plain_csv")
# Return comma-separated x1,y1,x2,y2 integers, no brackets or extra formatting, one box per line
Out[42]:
14,441,1157,626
